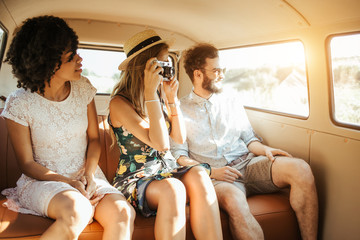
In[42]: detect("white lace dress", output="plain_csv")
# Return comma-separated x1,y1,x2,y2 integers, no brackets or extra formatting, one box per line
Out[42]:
1,76,121,217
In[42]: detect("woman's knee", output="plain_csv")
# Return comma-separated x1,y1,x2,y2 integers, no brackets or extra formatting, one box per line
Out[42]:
183,166,216,200
49,192,93,238
184,166,212,187
59,195,93,227
188,165,209,178
162,178,187,200
112,198,136,223
146,178,186,210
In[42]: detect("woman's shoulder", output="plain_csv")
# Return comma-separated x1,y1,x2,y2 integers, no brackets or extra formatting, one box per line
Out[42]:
109,94,133,114
6,88,34,104
71,76,97,103
71,76,93,89
8,87,29,98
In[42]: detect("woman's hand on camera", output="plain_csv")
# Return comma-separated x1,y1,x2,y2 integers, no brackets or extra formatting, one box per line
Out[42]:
144,57,163,99
163,76,179,103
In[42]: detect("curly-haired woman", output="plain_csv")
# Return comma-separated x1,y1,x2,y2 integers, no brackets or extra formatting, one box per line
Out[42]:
1,15,134,240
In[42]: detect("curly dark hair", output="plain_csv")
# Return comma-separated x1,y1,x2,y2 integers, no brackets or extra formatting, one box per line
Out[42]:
4,15,79,94
183,43,218,82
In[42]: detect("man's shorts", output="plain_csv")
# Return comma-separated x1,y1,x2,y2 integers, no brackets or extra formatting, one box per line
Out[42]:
212,153,280,196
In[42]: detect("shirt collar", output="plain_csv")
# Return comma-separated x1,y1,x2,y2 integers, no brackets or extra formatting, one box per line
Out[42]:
189,89,219,106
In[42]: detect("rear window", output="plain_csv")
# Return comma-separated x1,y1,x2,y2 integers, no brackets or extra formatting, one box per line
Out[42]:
78,47,126,94
78,47,176,95
219,41,309,118
328,33,360,128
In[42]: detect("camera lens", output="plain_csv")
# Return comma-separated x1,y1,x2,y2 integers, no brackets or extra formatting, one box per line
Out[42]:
158,61,174,81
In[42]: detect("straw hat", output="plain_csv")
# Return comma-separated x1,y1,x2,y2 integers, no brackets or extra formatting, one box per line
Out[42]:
118,29,173,70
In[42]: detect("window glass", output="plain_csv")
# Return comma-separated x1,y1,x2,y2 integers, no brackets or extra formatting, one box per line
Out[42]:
0,22,8,68
219,41,308,117
329,33,360,127
78,48,176,94
78,48,126,94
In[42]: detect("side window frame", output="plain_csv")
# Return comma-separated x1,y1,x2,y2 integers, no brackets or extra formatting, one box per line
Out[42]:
326,31,360,130
0,21,8,69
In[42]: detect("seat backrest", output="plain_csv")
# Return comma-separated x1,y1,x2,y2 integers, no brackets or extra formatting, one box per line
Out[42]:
0,108,21,191
97,115,120,183
0,109,120,192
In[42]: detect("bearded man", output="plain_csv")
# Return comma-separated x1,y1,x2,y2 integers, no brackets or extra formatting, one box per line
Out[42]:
170,43,318,240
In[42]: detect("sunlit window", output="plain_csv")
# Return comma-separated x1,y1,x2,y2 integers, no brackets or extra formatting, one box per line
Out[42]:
78,48,126,94
0,22,8,69
219,41,309,117
78,47,176,95
329,33,360,128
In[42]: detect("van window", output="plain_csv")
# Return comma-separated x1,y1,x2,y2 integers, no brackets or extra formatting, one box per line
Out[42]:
78,47,126,94
219,41,309,117
328,33,360,128
0,22,8,69
78,47,176,95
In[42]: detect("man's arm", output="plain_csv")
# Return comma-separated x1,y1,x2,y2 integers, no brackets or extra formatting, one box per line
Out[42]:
170,126,242,183
178,155,242,183
177,155,201,166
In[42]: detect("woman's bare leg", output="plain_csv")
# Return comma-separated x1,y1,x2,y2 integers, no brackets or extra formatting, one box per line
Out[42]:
42,190,93,240
146,178,187,240
94,193,135,240
181,166,223,240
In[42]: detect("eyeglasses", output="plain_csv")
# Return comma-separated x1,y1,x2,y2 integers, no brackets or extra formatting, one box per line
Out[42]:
200,67,226,76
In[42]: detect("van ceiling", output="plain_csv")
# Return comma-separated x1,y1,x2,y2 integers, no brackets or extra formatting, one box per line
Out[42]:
2,0,360,49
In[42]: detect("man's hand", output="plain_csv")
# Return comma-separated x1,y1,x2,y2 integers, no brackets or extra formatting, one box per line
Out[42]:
264,146,292,162
210,166,242,183
248,141,293,162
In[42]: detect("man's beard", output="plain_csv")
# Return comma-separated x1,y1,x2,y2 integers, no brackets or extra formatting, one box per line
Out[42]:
202,74,222,94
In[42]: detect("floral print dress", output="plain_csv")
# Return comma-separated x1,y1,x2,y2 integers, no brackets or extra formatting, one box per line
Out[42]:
109,97,211,217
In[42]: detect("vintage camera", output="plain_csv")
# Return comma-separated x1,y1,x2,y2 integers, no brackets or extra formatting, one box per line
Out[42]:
158,61,175,81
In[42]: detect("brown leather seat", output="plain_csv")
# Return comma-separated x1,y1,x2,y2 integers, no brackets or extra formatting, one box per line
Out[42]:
0,110,301,240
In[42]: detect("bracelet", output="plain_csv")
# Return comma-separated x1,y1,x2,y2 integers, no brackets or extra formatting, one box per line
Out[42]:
171,114,178,117
145,99,160,104
168,101,180,108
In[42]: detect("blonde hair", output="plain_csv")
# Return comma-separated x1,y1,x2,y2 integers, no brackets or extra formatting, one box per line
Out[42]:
111,43,168,118
110,43,168,147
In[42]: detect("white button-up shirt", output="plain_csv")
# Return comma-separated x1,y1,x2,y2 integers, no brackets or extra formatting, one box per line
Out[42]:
170,90,260,168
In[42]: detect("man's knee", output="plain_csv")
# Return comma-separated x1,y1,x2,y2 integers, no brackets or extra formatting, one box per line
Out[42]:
289,158,315,186
274,157,315,187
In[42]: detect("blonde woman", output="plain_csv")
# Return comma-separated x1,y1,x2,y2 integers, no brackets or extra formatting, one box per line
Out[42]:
109,29,223,240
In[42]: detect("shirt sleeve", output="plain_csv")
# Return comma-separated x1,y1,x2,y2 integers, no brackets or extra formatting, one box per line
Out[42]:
170,137,189,160
0,91,29,127
79,76,97,104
